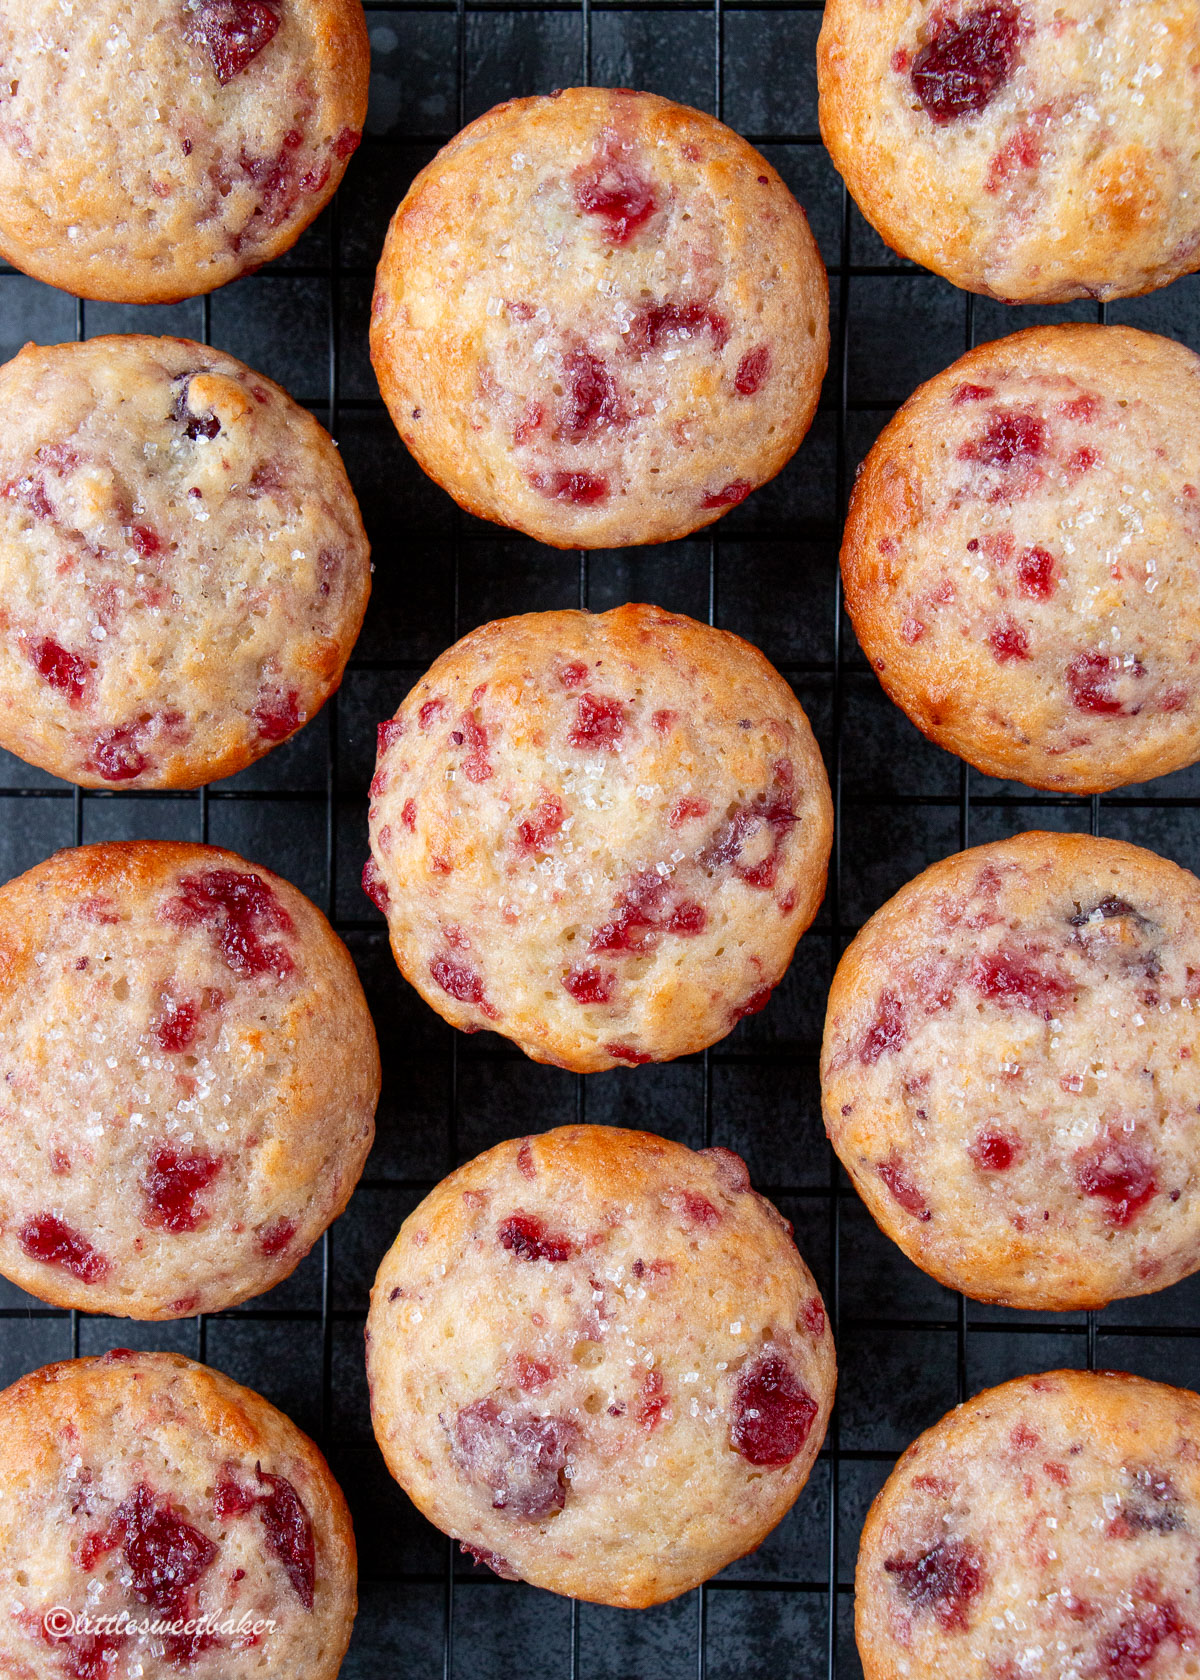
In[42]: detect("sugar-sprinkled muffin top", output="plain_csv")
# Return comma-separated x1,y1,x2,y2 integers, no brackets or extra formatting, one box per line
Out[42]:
823,831,1200,1311
367,1126,835,1607
857,1370,1200,1679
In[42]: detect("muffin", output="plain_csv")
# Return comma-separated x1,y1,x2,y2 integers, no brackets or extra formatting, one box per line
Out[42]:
822,830,1200,1311
0,335,370,789
370,86,829,548
818,0,1200,303
366,1125,835,1607
0,1349,356,1679
841,324,1200,793
857,1369,1200,1678
364,603,833,1071
0,840,379,1318
0,0,368,302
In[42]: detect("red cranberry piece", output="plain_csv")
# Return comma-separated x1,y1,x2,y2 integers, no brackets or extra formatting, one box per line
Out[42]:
377,718,405,750
700,794,797,891
1067,650,1139,715
730,985,774,1025
569,692,626,751
192,0,280,83
606,1042,652,1064
803,1298,826,1337
590,873,707,954
518,795,567,850
88,724,148,783
129,523,162,557
730,1352,818,1466
859,989,909,1064
910,2,1023,123
1075,1136,1157,1226
970,950,1069,1014
258,1216,297,1256
969,1129,1019,1170
735,346,771,395
213,1477,257,1518
155,995,198,1053
32,638,89,703
453,711,492,783
884,1539,985,1630
498,1213,573,1263
630,302,729,355
702,480,753,508
452,1398,576,1518
958,408,1046,468
1059,392,1100,422
333,125,361,159
1099,1600,1188,1677
165,869,294,980
681,1192,720,1226
878,1155,931,1220
669,797,710,827
60,1632,124,1680
559,662,587,688
529,469,609,504
559,348,624,442
18,1214,110,1283
460,1542,520,1580
141,1147,222,1233
118,1483,218,1612
362,858,390,913
430,955,497,1019
1017,545,1056,599
563,965,615,1005
171,377,222,441
985,125,1041,191
574,152,657,243
989,617,1030,662
255,1469,315,1610
952,382,995,403
401,799,417,832
637,1368,668,1430
253,688,302,741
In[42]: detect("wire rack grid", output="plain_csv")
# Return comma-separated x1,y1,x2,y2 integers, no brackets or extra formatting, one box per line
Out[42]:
3,4,1200,1676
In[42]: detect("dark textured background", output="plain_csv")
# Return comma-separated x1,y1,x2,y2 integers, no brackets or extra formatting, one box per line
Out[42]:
3,6,1200,1675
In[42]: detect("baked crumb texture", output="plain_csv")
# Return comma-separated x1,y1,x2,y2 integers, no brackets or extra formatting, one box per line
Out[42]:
367,1126,836,1606
370,86,829,547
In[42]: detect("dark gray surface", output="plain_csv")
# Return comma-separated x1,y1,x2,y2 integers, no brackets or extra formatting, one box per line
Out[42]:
2,5,1200,1677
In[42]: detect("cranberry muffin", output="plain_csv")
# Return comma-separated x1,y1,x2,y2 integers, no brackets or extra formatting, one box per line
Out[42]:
818,0,1200,303
0,0,368,303
364,604,833,1071
0,1349,356,1679
0,841,378,1318
370,86,829,548
842,325,1200,793
0,335,370,789
822,831,1200,1312
857,1370,1200,1679
366,1126,835,1606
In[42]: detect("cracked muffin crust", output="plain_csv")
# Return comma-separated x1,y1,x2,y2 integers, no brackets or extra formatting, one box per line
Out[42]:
857,1370,1200,1679
0,335,370,790
822,831,1200,1312
0,0,368,303
364,604,833,1072
818,0,1200,303
0,841,379,1319
369,86,829,548
0,1349,356,1679
366,1125,835,1607
841,325,1200,793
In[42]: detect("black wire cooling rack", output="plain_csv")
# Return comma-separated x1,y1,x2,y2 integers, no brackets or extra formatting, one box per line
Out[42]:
3,5,1200,1676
